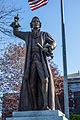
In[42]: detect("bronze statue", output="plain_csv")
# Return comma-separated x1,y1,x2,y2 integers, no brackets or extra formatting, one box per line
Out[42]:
10,15,56,111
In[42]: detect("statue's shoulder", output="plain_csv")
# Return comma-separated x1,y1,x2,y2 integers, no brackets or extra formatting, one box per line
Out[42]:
40,31,52,36
40,31,53,40
43,32,53,38
40,31,50,35
40,31,47,35
24,31,32,37
25,31,31,34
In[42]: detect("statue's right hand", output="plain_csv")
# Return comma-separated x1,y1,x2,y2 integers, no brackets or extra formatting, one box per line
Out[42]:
10,22,16,28
10,22,21,29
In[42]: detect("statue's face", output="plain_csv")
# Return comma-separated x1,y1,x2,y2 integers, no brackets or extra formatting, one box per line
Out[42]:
31,18,41,29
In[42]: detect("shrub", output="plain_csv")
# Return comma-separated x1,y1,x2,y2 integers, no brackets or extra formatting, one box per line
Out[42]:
70,113,80,120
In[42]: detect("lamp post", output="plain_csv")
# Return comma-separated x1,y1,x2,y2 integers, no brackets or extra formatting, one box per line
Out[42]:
60,0,69,119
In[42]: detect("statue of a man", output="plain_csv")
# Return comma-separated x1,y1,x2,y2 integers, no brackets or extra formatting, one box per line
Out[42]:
11,16,56,111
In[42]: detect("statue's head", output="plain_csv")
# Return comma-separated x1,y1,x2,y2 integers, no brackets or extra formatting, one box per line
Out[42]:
30,16,41,29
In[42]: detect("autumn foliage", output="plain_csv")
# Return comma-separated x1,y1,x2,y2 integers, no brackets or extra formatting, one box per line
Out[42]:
0,43,26,119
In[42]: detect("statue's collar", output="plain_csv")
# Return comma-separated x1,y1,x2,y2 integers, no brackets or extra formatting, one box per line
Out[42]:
31,29,40,39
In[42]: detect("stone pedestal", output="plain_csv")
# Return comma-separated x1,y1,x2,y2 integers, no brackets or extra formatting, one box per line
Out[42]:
6,110,68,120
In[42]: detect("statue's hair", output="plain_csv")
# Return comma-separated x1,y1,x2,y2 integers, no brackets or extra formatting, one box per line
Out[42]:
30,16,41,28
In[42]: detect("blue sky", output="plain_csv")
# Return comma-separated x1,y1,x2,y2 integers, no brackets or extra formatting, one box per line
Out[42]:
4,0,80,75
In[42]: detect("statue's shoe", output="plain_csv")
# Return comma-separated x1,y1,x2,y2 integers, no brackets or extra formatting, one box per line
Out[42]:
42,106,51,110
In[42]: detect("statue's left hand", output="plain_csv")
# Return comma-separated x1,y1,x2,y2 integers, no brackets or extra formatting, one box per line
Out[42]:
42,47,48,53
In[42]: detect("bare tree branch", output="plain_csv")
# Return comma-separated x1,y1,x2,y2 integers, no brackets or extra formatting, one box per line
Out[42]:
0,0,21,38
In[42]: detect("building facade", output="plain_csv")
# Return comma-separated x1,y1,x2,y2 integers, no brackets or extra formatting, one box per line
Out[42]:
68,72,80,114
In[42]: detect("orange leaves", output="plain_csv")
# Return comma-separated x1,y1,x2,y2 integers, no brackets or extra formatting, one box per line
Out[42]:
2,93,20,119
0,42,26,94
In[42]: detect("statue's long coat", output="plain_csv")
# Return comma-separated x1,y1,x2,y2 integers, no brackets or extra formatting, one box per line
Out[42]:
14,31,56,111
